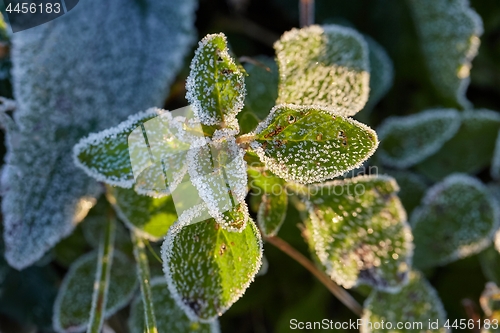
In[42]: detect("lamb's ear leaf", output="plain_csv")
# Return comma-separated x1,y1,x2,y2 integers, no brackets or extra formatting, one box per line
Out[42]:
306,175,412,292
378,109,461,169
389,170,428,215
128,277,220,333
53,251,138,333
107,186,178,241
249,104,378,184
416,110,500,181
407,0,483,108
162,211,262,322
274,24,370,116
237,56,279,133
361,271,447,333
411,174,499,269
186,33,245,128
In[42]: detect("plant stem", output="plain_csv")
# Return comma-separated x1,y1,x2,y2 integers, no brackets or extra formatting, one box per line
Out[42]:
300,0,315,27
132,232,158,333
87,212,116,333
263,235,363,316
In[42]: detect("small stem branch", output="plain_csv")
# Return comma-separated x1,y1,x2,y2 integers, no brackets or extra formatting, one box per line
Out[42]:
87,212,116,333
264,235,363,316
132,232,158,333
300,0,315,27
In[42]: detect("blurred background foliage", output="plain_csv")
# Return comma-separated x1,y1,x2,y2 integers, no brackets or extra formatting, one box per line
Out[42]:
0,0,500,332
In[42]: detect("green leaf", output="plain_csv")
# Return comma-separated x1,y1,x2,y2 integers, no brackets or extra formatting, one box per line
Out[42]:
274,24,370,116
416,110,500,181
389,170,428,215
258,192,288,237
107,186,178,240
53,251,138,333
186,33,245,128
363,35,394,112
378,109,461,169
129,277,220,333
411,174,499,269
361,271,447,333
237,56,279,133
479,246,500,287
306,175,412,291
407,0,483,108
249,104,378,184
162,206,263,321
491,130,500,180
480,282,500,333
81,215,133,255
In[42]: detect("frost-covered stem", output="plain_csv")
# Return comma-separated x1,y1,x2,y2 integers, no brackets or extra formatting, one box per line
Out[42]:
87,212,116,333
131,232,158,333
264,236,363,316
300,0,315,27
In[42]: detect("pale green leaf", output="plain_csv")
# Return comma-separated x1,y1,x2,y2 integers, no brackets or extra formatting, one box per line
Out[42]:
274,24,370,116
361,271,447,333
129,277,220,333
186,33,245,128
407,0,483,108
258,192,288,237
411,174,499,269
249,104,378,184
107,186,177,241
161,206,263,321
306,175,412,291
416,110,500,181
378,109,461,169
52,251,138,333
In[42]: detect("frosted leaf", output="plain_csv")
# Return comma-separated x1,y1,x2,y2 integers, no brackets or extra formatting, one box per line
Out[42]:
361,271,448,333
411,174,499,269
407,0,483,108
186,33,246,127
249,104,378,184
81,215,132,255
187,137,249,231
2,0,196,269
161,209,263,322
237,56,279,133
306,175,412,292
53,251,138,333
490,131,500,180
274,25,370,116
129,277,220,333
479,246,500,287
363,35,394,112
390,170,428,215
107,186,178,241
416,110,500,181
247,168,288,236
378,109,461,169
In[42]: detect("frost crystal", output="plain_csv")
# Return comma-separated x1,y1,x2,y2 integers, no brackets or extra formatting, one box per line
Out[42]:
306,175,413,292
407,0,483,108
378,109,461,169
1,0,196,269
274,25,370,116
161,207,263,322
411,174,500,268
249,104,378,184
128,277,220,333
361,271,448,333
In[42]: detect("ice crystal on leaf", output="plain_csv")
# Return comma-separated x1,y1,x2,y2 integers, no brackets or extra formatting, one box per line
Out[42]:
378,109,461,169
274,25,370,116
249,104,378,184
2,0,196,269
161,206,263,322
411,174,499,269
361,271,448,333
305,175,412,292
407,0,483,108
128,277,220,333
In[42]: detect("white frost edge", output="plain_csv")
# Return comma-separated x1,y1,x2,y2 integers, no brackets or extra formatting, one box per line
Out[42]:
249,104,379,184
161,205,263,323
410,173,500,266
377,108,461,169
53,251,139,333
72,108,165,188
